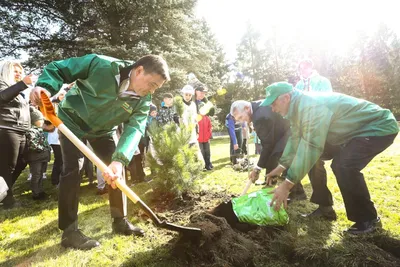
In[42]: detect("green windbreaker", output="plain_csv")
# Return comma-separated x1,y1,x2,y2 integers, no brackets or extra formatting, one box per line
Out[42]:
36,54,151,165
280,90,399,183
295,71,332,92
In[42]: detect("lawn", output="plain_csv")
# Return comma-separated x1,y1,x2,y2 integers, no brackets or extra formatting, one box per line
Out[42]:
1,136,400,267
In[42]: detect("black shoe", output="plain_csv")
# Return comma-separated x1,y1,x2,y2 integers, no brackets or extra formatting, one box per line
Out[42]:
205,165,213,171
288,191,307,201
3,201,22,209
112,217,145,236
96,186,108,195
61,229,100,250
32,192,49,201
345,217,382,235
301,206,337,221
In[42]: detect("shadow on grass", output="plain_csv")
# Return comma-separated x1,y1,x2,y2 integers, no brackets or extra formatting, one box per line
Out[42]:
323,231,400,266
120,242,183,267
0,205,110,267
0,182,107,224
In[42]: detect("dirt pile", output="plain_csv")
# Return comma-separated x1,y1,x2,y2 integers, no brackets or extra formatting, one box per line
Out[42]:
173,212,256,267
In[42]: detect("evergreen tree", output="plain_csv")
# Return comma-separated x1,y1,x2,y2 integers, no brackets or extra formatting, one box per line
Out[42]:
146,122,202,197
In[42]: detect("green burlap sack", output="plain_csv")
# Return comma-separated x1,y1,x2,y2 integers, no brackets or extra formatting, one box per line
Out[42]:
232,188,289,226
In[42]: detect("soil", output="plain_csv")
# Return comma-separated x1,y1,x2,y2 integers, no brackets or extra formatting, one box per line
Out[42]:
173,212,256,267
147,190,263,267
144,189,400,267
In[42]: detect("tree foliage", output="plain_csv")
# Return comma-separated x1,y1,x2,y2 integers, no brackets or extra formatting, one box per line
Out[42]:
146,122,202,197
0,0,227,102
220,22,400,118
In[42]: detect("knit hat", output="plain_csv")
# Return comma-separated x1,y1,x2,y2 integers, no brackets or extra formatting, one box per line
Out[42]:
194,83,208,92
30,107,43,124
181,84,194,95
150,103,157,112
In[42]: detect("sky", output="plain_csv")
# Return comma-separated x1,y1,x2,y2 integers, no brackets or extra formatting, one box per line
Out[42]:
195,0,400,61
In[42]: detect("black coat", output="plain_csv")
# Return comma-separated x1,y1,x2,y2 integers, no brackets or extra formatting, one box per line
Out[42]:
0,80,30,133
251,100,290,170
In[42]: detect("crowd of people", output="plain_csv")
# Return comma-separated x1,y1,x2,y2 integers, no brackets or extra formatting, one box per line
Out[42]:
0,55,398,251
0,55,215,250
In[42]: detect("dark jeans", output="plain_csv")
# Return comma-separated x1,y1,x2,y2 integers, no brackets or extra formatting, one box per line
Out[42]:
50,144,63,185
230,129,243,164
0,129,27,205
126,143,145,183
199,141,211,168
29,161,47,196
242,138,248,155
59,132,126,231
309,159,332,206
311,134,397,222
80,156,94,183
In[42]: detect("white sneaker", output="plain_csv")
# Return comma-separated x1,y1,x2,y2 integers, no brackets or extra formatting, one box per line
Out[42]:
27,173,32,181
42,173,47,179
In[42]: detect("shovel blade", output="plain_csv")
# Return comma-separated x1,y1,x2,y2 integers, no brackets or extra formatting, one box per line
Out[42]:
159,221,202,238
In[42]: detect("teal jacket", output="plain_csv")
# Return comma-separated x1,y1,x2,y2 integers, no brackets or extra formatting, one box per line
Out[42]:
295,71,332,92
280,90,399,183
36,54,151,165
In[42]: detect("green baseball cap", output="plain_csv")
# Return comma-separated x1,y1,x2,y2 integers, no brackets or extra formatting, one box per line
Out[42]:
260,82,293,106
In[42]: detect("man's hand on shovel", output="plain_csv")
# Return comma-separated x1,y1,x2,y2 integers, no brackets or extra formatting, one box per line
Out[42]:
103,161,123,189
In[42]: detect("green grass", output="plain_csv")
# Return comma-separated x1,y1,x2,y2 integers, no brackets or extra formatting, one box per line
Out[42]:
1,136,400,266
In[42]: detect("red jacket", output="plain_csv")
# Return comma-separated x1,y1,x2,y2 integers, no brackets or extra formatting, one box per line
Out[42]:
198,115,212,143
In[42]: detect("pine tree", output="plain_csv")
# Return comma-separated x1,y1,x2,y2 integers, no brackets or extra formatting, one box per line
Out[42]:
146,122,202,197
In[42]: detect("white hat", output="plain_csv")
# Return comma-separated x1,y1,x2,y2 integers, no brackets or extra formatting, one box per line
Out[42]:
181,84,194,95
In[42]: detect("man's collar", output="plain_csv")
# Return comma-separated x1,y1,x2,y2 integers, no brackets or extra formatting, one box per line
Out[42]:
117,68,141,99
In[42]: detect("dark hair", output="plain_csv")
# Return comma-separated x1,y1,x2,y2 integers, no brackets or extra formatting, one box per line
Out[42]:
163,93,173,99
132,55,170,81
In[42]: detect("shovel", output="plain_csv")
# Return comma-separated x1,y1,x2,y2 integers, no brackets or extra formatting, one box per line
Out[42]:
39,91,202,238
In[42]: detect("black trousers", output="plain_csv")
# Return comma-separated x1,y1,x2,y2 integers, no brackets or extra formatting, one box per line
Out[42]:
309,158,333,206
29,161,47,196
310,134,397,222
241,138,248,155
126,143,145,182
0,129,27,205
50,144,63,185
199,141,211,168
58,132,126,231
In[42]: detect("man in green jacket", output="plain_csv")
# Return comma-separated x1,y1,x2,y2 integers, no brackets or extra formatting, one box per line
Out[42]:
263,82,398,235
293,58,335,215
30,54,169,250
295,58,332,92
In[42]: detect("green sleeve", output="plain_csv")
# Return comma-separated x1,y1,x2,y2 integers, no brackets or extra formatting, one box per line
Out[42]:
285,106,333,183
36,54,98,95
111,99,151,165
295,80,304,90
279,127,300,168
318,77,333,92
